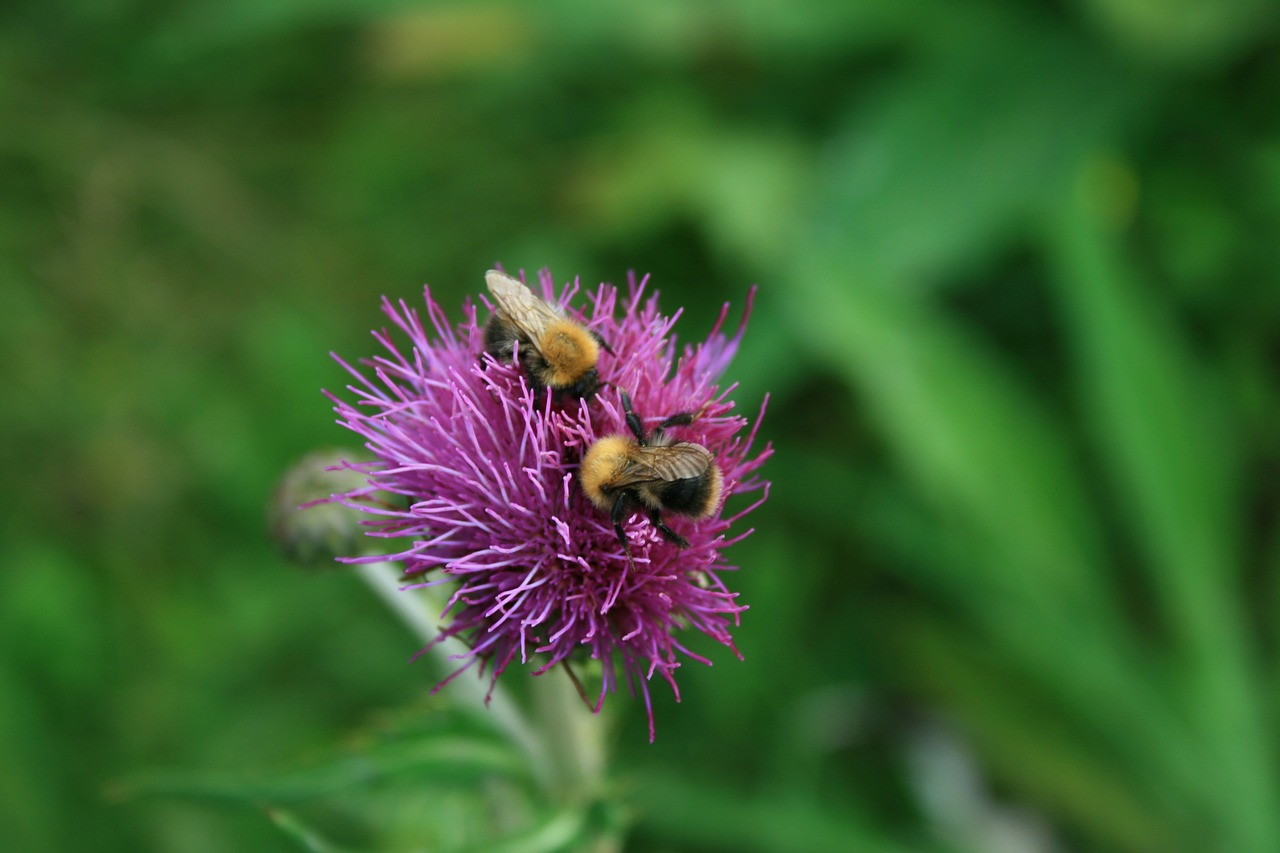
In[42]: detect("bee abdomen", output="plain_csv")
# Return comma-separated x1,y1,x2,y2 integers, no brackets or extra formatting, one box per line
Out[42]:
659,471,718,518
484,316,520,358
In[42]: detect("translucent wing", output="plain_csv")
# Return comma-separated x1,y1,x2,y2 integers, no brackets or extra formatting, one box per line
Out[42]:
613,443,714,488
484,269,564,341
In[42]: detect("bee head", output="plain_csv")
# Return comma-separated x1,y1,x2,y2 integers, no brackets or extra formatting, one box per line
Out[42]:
580,434,634,510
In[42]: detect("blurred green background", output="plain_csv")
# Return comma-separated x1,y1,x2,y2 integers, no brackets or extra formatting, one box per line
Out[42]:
6,0,1280,850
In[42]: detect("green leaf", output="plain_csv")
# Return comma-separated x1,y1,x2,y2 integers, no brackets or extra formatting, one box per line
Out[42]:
817,12,1150,287
1046,160,1278,850
118,723,531,805
1077,0,1275,67
789,257,1112,617
461,807,590,853
896,611,1185,850
783,254,1207,842
264,807,350,853
632,771,950,853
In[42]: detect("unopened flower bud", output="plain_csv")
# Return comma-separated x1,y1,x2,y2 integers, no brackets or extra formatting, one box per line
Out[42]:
269,448,375,568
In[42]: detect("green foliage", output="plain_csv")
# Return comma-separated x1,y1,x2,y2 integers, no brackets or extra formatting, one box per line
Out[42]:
5,0,1280,850
116,708,612,852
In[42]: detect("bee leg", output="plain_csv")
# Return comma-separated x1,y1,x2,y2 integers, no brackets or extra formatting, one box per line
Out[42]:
611,493,631,548
527,376,547,410
571,368,602,401
620,391,647,444
590,330,616,357
611,493,638,572
649,510,690,549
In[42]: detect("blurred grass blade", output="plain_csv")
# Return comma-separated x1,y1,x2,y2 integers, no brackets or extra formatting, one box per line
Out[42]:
788,257,1111,617
264,807,351,853
118,730,530,805
1078,0,1275,67
633,771,953,853
785,255,1210,827
897,611,1183,850
470,807,591,853
1046,159,1277,850
817,11,1148,287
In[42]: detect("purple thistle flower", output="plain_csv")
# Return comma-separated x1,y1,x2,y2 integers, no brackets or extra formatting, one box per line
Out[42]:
326,269,771,740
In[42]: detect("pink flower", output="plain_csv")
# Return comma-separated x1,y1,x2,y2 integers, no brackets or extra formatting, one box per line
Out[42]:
326,269,771,739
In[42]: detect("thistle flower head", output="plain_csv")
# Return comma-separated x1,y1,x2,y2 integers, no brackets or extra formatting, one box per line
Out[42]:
326,269,771,739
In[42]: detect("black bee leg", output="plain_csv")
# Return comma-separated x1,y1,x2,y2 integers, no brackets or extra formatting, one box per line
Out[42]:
572,368,602,401
612,493,637,572
649,509,690,548
590,330,616,357
620,391,647,444
611,493,631,549
528,377,547,409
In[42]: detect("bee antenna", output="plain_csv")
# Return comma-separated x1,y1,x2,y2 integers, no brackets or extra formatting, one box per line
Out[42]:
658,411,695,431
589,330,615,357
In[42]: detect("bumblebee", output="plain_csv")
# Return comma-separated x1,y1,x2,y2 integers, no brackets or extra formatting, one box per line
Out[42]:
581,391,723,560
483,269,613,399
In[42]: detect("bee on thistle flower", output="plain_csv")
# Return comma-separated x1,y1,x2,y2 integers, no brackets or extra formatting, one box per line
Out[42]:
581,390,724,563
482,268,614,400
324,269,770,740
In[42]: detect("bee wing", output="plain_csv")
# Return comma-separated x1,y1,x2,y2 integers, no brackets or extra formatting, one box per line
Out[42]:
485,269,564,340
647,443,715,481
614,443,713,487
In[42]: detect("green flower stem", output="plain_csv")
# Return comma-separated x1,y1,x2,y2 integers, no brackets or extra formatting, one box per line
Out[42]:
530,664,606,800
356,559,612,812
354,560,551,783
